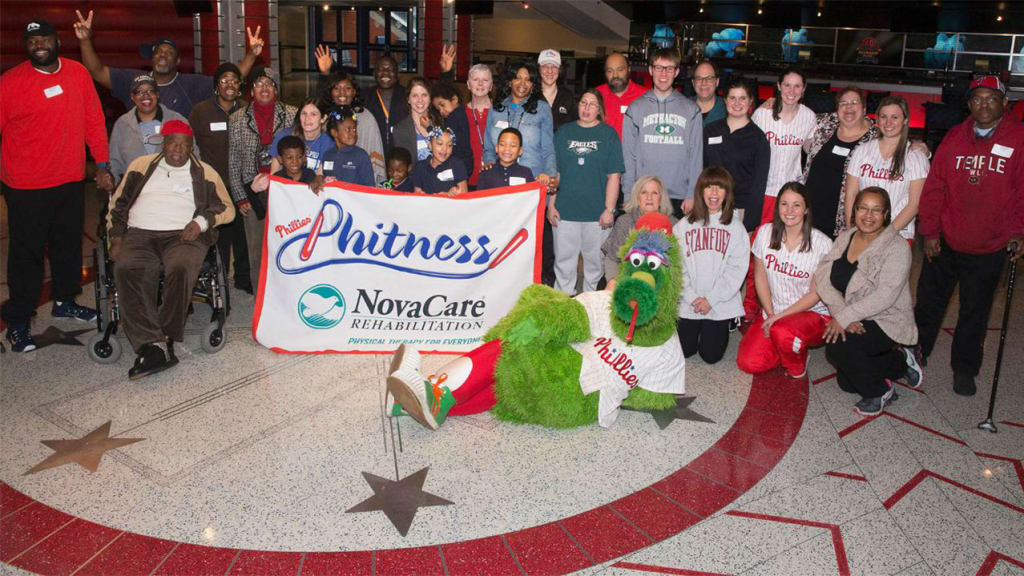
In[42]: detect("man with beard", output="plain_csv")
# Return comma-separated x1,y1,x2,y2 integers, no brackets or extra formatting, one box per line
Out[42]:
596,52,646,141
1,20,112,353
107,121,234,379
190,63,251,293
73,9,263,118
361,55,409,153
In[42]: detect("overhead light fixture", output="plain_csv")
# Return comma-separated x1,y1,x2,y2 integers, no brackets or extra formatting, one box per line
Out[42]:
699,7,704,13
522,1,530,8
817,10,822,17
322,3,329,11
757,8,763,14
996,14,1003,21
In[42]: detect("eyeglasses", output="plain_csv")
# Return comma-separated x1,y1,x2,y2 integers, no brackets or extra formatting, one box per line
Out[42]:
217,77,240,86
253,78,276,88
969,95,1001,106
579,100,601,109
837,100,862,108
132,89,156,97
693,75,717,84
651,64,678,74
855,205,885,215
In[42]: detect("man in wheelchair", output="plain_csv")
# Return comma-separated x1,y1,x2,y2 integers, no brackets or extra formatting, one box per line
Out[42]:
107,120,235,379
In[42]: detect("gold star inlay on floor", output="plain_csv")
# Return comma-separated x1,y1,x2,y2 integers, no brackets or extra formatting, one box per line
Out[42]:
24,421,145,475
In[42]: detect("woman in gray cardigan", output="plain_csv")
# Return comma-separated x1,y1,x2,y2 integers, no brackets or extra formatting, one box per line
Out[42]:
814,186,922,417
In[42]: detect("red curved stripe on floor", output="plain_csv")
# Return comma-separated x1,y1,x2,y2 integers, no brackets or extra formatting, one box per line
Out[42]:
0,369,807,575
725,510,850,576
613,561,734,575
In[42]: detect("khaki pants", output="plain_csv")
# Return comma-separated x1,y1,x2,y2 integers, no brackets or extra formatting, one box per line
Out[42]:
241,191,267,291
115,229,210,352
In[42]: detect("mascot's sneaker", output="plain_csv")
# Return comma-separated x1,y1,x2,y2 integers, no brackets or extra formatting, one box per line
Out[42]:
384,387,405,418
388,343,421,377
388,365,439,430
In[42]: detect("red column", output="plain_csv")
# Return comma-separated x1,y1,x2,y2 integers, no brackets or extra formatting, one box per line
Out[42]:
423,0,443,79
456,13,472,80
244,0,271,66
199,6,220,74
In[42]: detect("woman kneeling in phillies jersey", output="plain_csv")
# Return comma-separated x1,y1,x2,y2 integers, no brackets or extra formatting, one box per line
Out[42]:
814,187,921,417
737,182,833,378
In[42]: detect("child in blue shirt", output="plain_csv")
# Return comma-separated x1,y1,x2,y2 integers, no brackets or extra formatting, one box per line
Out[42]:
477,127,535,189
410,126,468,196
380,147,414,193
322,108,376,188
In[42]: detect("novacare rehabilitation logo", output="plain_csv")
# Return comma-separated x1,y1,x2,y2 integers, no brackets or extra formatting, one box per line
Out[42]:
298,284,346,329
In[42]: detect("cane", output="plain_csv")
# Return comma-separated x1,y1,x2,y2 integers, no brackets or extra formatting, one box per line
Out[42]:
978,241,1019,433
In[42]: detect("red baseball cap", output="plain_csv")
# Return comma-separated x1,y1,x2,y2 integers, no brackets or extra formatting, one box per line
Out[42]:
967,75,1006,96
161,120,193,137
635,212,673,237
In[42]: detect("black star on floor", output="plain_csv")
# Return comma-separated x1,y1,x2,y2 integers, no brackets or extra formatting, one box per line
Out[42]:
32,326,91,349
623,395,715,430
346,466,453,536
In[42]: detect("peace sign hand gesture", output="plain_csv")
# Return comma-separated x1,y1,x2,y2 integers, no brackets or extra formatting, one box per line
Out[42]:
246,25,264,57
73,10,94,41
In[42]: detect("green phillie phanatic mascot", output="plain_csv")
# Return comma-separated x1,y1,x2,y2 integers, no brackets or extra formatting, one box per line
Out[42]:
386,212,685,429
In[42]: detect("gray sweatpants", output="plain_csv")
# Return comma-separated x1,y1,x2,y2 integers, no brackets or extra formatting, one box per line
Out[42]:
552,220,609,295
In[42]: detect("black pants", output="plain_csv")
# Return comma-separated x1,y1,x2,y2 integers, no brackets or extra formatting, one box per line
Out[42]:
677,317,731,364
2,181,85,326
670,198,686,220
215,217,250,288
825,320,905,398
915,237,1005,377
542,218,555,286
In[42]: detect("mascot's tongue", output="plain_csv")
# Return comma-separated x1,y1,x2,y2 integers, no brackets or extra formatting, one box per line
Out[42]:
627,300,639,342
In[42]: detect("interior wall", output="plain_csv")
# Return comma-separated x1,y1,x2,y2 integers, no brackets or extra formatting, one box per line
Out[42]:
472,15,626,59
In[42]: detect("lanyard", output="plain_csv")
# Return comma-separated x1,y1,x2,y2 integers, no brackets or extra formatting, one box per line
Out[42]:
376,89,390,124
470,107,486,148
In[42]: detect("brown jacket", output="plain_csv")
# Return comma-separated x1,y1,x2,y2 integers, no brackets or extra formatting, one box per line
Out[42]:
813,226,917,345
107,153,235,245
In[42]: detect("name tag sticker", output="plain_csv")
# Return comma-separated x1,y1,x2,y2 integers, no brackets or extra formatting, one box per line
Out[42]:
43,85,63,98
323,161,334,170
495,121,509,130
417,139,429,151
209,121,227,131
173,183,192,194
832,145,851,157
306,157,317,169
154,124,162,134
708,136,723,145
992,144,1014,158
438,169,455,181
509,176,526,185
620,105,628,114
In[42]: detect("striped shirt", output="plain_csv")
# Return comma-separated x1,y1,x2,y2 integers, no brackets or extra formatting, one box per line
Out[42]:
847,140,930,239
753,105,817,198
752,224,832,316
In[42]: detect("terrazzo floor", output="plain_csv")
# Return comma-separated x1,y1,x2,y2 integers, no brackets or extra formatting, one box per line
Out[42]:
2,191,1023,575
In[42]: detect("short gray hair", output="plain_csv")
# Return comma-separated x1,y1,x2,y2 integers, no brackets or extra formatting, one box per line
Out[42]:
467,63,493,81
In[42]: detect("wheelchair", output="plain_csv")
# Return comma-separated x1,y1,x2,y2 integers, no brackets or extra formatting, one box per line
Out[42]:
87,225,231,363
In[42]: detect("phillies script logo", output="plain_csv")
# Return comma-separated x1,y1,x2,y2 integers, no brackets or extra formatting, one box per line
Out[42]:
275,199,528,279
764,131,803,146
594,337,639,389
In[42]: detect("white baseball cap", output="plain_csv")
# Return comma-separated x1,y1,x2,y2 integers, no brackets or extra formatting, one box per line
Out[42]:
538,49,561,67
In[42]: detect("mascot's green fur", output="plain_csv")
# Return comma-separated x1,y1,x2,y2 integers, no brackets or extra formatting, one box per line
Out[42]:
485,225,684,428
386,213,685,431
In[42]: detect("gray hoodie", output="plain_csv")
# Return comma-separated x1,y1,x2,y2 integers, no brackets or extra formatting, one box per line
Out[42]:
622,89,703,202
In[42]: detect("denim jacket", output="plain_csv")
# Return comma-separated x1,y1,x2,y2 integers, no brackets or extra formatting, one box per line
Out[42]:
483,97,556,178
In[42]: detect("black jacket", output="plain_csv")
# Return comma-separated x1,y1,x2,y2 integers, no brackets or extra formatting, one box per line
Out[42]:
703,118,770,232
361,84,409,154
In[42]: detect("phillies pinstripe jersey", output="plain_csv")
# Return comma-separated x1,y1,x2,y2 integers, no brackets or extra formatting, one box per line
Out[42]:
753,105,817,198
752,223,832,316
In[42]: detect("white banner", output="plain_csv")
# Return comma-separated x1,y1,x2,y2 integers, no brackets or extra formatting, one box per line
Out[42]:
252,178,544,353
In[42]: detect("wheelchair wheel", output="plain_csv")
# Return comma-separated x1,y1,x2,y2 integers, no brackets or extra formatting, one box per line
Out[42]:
201,321,226,353
88,332,122,364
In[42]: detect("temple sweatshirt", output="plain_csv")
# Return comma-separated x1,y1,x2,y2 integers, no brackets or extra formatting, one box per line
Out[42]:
918,116,1024,255
621,89,703,202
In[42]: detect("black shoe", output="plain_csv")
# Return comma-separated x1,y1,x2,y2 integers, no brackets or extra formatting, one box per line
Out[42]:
128,344,178,380
953,372,976,396
728,317,740,333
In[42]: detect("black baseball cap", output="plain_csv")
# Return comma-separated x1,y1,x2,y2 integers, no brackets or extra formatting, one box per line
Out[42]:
23,20,57,40
140,38,178,59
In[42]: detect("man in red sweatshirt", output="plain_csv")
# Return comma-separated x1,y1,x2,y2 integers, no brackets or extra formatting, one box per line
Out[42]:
1,19,112,353
915,75,1024,396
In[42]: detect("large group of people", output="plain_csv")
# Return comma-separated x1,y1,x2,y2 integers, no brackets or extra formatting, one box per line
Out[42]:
2,16,1022,415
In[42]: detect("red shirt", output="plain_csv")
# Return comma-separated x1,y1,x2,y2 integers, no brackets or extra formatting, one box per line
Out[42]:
596,81,647,141
465,105,489,186
1,58,109,190
918,116,1024,254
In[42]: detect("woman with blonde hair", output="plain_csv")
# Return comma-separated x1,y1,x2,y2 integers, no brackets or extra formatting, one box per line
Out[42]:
601,175,676,289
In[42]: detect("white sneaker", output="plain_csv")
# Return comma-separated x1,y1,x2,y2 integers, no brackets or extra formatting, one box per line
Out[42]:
902,346,923,389
388,343,421,377
387,363,438,431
